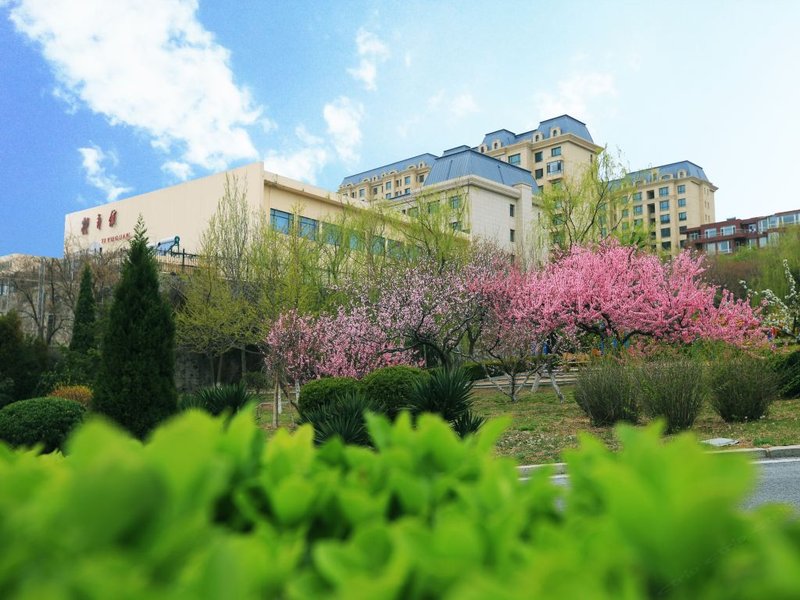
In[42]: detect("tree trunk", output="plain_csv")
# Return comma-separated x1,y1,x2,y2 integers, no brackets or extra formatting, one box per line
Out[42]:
273,376,279,427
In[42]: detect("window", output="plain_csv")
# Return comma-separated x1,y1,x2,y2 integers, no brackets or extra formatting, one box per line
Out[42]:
370,235,386,255
373,187,378,195
634,218,643,227
385,193,392,199
677,184,686,194
647,190,655,200
633,205,643,216
659,200,669,211
534,151,543,163
679,226,687,234
678,198,686,207
661,227,671,238
359,188,365,198
299,216,318,240
404,188,410,195
508,153,521,166
408,207,419,218
418,174,425,183
622,209,629,218
551,146,562,157
404,176,411,185
509,203,515,217
721,225,735,236
678,212,687,221
510,229,515,243
546,160,563,175
660,214,671,224
718,240,732,254
659,186,669,197
662,241,672,251
386,180,392,189
449,195,461,210
705,228,717,238
428,201,440,214
622,222,630,231
451,221,462,231
535,168,544,179
270,208,293,234
322,222,343,246
633,192,642,202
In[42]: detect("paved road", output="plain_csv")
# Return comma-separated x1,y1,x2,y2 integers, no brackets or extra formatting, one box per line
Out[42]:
744,457,800,511
543,458,800,512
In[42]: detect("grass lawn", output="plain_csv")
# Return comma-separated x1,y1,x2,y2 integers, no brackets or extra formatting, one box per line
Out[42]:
471,386,800,465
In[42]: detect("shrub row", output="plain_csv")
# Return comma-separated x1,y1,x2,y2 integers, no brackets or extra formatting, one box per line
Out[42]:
1,409,799,597
576,351,782,432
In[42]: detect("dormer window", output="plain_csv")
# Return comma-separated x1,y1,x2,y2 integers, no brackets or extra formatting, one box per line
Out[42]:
678,170,686,178
534,133,541,142
551,128,560,136
493,141,500,150
480,145,486,153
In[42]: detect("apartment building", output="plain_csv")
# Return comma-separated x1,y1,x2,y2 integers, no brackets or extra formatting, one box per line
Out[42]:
683,209,800,255
617,161,718,253
341,115,717,255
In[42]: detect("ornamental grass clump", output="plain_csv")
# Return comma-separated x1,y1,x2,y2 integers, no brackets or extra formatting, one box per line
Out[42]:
407,366,485,437
709,353,779,422
637,354,706,434
574,357,640,426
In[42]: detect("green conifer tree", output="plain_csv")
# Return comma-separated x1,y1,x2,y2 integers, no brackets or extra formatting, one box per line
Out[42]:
69,265,96,353
92,218,177,437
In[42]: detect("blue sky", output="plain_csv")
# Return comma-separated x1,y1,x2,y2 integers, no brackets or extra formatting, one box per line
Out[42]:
1,0,799,257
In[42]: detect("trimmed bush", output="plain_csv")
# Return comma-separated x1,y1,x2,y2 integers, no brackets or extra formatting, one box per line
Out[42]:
637,355,706,433
50,384,93,407
298,376,361,412
0,397,86,453
362,365,429,419
299,389,383,447
770,350,800,399
709,354,779,422
189,382,255,416
574,358,640,426
242,370,270,394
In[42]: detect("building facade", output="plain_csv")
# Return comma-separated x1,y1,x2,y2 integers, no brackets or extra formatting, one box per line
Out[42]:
683,209,800,255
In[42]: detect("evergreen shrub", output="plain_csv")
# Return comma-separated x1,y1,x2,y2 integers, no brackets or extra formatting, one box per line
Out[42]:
298,377,361,412
709,354,779,422
298,389,383,446
637,355,706,433
407,366,484,437
574,357,640,426
0,397,86,453
188,382,255,416
50,385,93,407
362,365,429,418
770,349,800,399
1,410,800,597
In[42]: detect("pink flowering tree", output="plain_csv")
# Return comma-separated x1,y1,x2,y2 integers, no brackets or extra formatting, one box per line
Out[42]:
549,242,765,349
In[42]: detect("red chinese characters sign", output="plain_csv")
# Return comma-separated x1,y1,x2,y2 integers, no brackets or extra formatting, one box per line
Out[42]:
82,210,118,235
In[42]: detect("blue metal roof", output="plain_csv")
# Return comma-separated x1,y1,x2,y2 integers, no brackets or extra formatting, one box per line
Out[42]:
625,161,711,184
480,114,594,148
340,153,439,187
423,148,537,190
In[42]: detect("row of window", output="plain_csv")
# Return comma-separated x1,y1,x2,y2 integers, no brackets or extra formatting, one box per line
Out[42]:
354,174,426,199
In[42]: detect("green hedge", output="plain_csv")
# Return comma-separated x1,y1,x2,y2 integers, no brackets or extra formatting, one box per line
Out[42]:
298,377,361,412
362,365,429,418
1,410,799,597
0,397,86,453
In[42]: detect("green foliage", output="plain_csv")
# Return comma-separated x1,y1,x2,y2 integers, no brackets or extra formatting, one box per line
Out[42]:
1,410,800,598
574,357,640,426
298,376,361,412
637,355,706,433
187,382,255,416
242,370,269,394
709,353,779,422
69,264,97,353
0,397,86,453
0,311,49,403
461,360,504,381
770,349,800,399
299,389,383,446
92,218,178,438
362,365,429,419
407,366,483,437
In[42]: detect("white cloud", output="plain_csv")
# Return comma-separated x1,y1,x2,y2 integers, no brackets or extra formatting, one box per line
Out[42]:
323,97,364,164
347,28,389,91
263,146,329,184
161,161,193,181
9,0,263,171
78,145,132,201
534,72,617,119
451,93,478,119
295,124,324,147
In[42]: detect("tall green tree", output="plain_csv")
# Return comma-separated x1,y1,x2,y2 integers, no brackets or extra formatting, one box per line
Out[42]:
69,265,96,353
92,218,177,438
0,311,48,405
